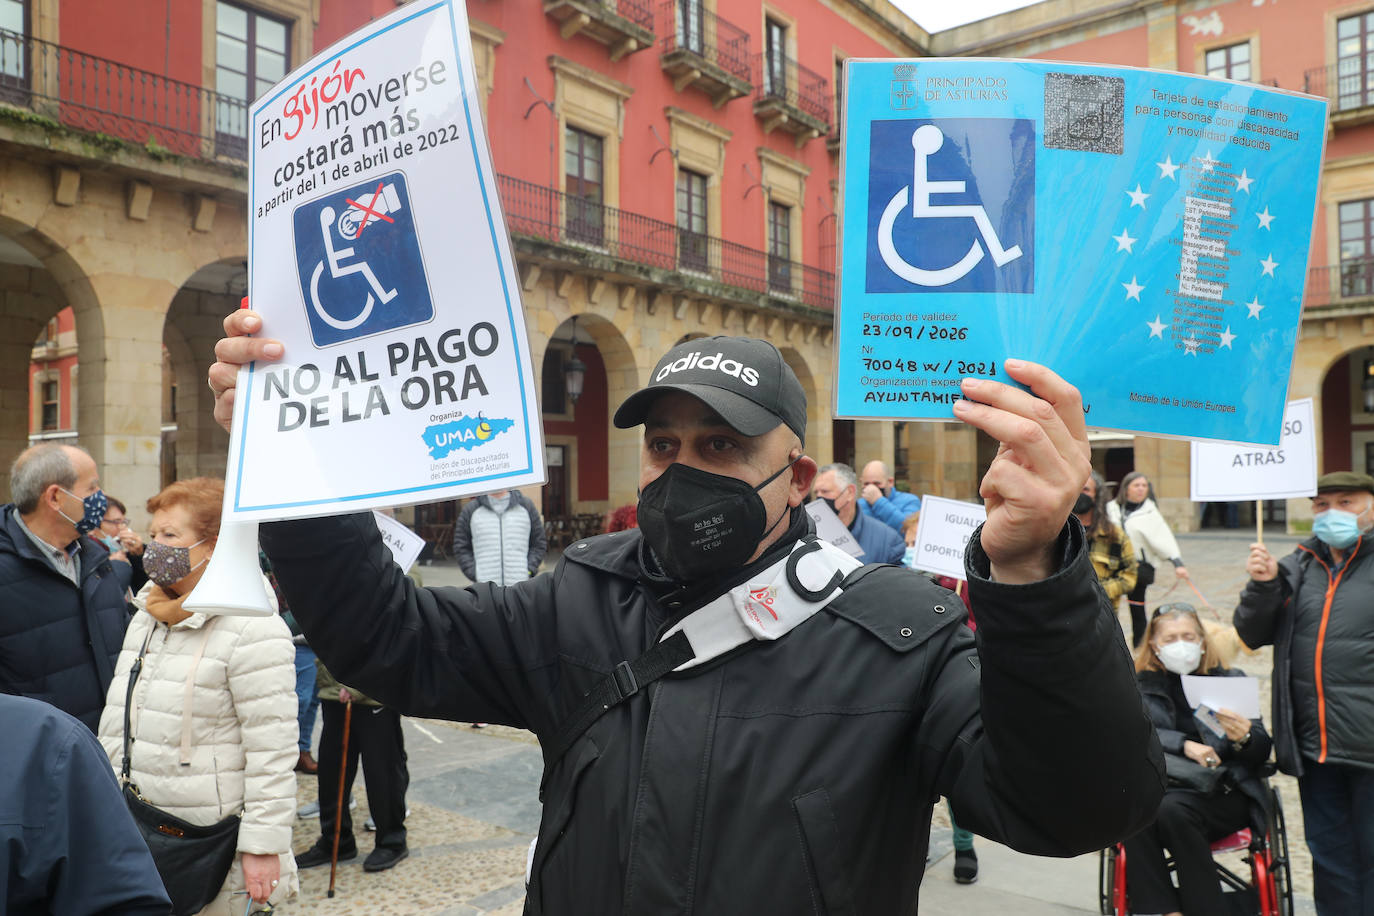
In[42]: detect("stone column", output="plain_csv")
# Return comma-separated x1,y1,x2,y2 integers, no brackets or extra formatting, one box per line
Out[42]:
1132,435,1195,533
73,275,175,513
852,420,895,476
907,422,980,503
1146,1,1178,71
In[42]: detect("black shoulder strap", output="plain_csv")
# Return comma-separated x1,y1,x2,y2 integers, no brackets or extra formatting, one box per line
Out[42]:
541,630,694,789
120,627,156,785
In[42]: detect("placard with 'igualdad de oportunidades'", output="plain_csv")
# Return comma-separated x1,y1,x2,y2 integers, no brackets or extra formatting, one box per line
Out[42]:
226,0,543,520
835,59,1327,447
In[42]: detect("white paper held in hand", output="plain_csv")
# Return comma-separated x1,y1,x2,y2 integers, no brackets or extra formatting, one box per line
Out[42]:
1181,674,1262,720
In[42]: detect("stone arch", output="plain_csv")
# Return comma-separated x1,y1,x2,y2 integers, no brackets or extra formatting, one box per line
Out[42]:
520,273,643,514
0,219,96,502
163,259,247,484
780,345,831,464
539,311,638,517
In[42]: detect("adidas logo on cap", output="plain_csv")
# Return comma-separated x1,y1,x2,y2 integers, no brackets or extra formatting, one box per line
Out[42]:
654,351,760,387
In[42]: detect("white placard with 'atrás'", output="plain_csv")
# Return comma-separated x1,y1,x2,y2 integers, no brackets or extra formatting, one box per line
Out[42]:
910,495,986,580
804,500,865,558
372,511,425,573
228,0,543,520
1190,399,1316,502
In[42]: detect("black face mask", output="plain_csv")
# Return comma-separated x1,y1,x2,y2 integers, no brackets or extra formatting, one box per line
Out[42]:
638,458,798,583
1073,492,1095,515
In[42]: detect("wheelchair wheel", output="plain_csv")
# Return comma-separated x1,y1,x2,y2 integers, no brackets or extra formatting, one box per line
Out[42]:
1268,787,1294,916
1098,845,1129,915
1098,848,1115,915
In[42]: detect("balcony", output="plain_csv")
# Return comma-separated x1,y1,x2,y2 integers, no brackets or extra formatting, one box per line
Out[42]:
0,27,247,161
545,0,655,62
1303,62,1374,127
1304,260,1374,312
658,1,751,108
753,52,829,145
499,173,834,311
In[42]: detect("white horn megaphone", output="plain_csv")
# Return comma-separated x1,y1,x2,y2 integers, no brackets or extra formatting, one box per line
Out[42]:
183,516,276,617
184,355,276,618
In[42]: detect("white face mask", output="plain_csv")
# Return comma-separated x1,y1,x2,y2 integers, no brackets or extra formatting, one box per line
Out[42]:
1155,640,1203,675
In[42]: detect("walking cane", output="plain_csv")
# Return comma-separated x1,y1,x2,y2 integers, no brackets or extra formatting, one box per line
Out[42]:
328,699,353,899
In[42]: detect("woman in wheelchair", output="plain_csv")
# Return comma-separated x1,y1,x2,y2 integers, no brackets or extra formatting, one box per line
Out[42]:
1125,603,1274,916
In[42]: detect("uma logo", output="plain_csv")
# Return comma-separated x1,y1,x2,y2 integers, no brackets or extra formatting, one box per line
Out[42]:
866,118,1035,294
420,413,514,459
655,351,760,387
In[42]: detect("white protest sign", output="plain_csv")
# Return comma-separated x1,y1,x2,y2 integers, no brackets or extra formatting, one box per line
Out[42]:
1190,399,1316,502
372,511,424,573
227,0,543,520
805,500,864,558
910,495,986,580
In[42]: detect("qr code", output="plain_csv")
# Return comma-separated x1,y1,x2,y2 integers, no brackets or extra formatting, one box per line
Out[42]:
1044,72,1124,155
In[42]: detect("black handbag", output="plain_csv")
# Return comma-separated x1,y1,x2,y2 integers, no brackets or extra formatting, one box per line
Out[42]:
121,623,242,916
1164,751,1224,795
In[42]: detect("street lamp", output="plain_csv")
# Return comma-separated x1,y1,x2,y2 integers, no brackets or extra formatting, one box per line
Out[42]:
564,316,587,405
1363,358,1374,414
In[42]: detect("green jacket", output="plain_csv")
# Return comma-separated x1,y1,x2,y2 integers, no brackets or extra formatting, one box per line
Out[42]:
315,660,380,707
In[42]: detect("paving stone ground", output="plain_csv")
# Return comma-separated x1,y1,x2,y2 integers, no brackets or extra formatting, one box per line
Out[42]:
275,530,1319,913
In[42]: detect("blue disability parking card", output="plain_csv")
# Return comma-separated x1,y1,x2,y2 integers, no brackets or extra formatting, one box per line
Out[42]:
836,60,1327,446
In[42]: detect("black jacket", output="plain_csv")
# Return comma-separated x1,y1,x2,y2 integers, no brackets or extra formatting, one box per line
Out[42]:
0,693,171,914
0,506,130,732
1137,667,1274,824
262,513,1163,915
1234,536,1374,776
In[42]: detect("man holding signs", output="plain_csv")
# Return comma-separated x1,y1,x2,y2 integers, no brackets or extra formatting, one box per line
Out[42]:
212,319,1162,911
1237,471,1374,915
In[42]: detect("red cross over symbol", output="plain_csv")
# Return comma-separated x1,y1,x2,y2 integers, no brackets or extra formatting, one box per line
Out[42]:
345,181,396,236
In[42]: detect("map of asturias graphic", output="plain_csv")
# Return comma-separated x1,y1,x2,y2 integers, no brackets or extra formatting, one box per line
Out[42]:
421,414,514,458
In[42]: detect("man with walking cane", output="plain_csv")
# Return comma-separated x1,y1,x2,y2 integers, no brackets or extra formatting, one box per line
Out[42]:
294,662,410,877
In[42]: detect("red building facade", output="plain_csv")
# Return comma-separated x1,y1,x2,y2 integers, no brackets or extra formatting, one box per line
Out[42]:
11,0,928,535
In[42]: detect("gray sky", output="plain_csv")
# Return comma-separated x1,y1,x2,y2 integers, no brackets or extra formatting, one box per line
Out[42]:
892,0,1042,33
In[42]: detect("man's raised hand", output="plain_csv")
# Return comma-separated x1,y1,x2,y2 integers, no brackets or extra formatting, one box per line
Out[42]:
208,308,283,432
951,360,1091,584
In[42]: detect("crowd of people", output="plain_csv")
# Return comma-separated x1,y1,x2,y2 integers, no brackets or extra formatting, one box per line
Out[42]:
0,324,1369,915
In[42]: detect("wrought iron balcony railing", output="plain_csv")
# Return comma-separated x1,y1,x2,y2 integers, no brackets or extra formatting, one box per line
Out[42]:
1305,260,1374,308
1304,61,1374,115
498,173,834,310
0,27,248,160
754,51,830,127
659,0,750,84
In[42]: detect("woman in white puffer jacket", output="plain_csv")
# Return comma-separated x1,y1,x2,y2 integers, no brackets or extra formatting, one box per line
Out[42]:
1107,471,1190,648
98,478,298,914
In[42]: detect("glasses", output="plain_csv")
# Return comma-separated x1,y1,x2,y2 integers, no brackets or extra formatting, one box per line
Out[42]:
1152,602,1198,619
1151,603,1204,644
102,517,129,529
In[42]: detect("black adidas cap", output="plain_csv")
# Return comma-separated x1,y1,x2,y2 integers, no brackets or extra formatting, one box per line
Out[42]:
613,336,808,444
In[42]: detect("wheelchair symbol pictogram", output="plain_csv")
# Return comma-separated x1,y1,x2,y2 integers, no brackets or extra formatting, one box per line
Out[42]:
309,182,402,331
877,125,1023,288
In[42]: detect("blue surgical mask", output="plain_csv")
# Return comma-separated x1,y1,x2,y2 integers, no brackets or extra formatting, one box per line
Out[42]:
903,545,918,569
99,533,123,553
58,487,107,535
1313,508,1367,550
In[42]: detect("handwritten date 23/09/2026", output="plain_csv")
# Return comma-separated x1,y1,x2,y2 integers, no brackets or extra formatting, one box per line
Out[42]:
861,324,968,340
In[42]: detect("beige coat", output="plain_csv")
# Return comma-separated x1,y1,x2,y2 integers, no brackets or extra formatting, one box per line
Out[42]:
98,583,300,913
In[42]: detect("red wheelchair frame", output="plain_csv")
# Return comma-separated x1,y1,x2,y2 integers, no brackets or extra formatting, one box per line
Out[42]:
1098,781,1293,916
